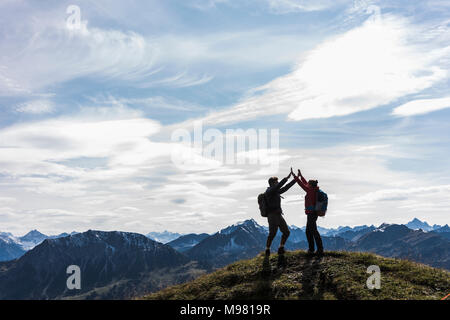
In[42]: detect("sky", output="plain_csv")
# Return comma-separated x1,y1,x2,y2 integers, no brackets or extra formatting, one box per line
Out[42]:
0,0,449,236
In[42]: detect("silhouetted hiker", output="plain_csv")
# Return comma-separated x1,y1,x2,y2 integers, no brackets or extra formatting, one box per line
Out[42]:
292,168,324,256
264,171,296,256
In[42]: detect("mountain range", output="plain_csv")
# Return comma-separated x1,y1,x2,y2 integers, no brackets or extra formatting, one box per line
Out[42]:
2,218,446,262
178,219,449,270
0,218,448,299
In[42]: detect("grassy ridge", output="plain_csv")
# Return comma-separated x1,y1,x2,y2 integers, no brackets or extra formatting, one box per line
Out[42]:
142,251,450,300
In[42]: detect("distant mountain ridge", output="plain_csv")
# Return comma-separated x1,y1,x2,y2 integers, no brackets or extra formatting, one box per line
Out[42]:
0,230,78,261
167,233,209,253
1,217,446,262
178,219,449,270
185,219,269,268
348,224,449,269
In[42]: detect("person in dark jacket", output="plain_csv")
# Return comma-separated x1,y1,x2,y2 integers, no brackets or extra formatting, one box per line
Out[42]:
292,168,324,256
264,170,296,256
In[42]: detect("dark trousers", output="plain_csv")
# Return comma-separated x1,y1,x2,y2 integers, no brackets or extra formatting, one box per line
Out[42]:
266,213,290,248
306,213,323,252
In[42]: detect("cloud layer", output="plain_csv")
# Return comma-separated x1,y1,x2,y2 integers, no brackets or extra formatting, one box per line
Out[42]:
0,1,449,235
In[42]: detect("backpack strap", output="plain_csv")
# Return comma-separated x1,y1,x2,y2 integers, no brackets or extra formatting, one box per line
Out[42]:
314,188,319,214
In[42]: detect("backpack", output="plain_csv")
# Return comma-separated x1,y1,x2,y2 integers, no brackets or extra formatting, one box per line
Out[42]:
258,193,268,217
315,189,328,217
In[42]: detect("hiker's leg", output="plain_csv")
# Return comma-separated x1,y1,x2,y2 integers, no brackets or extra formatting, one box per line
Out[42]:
266,214,278,248
306,214,315,252
311,214,323,252
278,215,290,247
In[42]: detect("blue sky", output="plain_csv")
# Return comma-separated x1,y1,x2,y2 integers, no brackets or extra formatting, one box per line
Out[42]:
0,0,449,235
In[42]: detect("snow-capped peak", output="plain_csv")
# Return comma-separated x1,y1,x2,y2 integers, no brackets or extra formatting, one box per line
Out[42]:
405,218,433,231
219,219,265,235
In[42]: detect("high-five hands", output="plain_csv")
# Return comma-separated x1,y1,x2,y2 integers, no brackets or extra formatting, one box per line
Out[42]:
286,167,302,179
285,167,295,179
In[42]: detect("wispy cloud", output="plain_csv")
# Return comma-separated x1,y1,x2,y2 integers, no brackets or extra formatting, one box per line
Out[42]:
88,95,207,112
266,0,346,13
0,23,159,95
15,100,55,114
0,6,313,95
139,71,214,88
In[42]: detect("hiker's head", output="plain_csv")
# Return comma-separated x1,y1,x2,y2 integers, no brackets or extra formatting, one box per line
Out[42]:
268,176,278,186
308,179,318,188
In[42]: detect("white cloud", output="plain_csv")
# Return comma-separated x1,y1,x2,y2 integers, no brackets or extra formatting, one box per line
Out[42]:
0,107,163,177
392,96,450,116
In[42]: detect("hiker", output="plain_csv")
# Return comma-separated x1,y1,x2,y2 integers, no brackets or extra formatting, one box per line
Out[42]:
264,170,296,256
292,168,324,256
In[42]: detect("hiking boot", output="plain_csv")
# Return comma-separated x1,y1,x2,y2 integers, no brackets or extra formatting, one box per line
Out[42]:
306,250,314,256
277,247,285,255
315,250,324,257
265,249,271,256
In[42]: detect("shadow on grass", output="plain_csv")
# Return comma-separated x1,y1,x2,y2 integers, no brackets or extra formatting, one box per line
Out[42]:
257,252,335,299
253,255,275,299
277,254,287,269
298,254,326,299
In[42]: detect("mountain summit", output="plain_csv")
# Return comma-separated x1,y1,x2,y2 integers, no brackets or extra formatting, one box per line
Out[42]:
143,251,450,300
405,218,433,231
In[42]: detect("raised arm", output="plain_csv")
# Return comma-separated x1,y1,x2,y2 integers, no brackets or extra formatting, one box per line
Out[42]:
266,172,292,196
293,169,309,192
279,178,296,194
266,177,288,196
298,169,308,185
